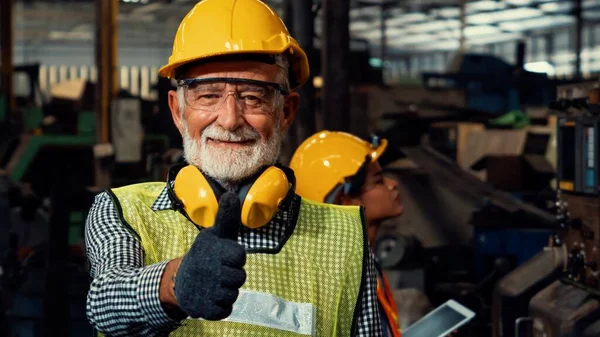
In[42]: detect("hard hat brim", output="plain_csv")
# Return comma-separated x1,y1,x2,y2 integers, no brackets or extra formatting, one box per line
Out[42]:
370,139,388,162
158,45,309,91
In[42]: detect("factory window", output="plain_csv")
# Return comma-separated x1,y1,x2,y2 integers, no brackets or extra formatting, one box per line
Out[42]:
90,66,98,83
140,66,150,99
130,66,140,96
504,42,517,64
555,29,570,53
49,66,58,86
39,65,48,94
121,66,130,89
583,25,592,49
410,56,420,78
59,65,68,83
80,66,89,81
536,37,547,62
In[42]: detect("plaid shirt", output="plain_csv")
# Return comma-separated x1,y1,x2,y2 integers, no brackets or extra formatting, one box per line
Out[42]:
85,182,383,336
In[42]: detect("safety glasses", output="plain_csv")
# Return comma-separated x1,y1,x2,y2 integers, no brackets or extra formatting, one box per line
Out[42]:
178,77,289,114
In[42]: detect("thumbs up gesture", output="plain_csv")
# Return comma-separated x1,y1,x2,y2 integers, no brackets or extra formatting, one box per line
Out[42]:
174,192,247,320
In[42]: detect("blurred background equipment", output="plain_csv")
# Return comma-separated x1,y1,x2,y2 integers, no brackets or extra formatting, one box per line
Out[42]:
488,80,600,337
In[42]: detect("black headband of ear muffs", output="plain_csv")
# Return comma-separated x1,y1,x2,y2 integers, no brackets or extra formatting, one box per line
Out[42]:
166,162,297,213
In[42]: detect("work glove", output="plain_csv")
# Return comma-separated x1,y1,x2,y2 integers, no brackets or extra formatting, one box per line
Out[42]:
174,192,247,320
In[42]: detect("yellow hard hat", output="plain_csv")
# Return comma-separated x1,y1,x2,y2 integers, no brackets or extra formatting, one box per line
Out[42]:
158,0,310,90
289,131,388,203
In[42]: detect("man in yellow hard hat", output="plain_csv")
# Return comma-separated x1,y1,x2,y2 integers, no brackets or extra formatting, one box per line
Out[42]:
84,1,382,336
290,131,405,337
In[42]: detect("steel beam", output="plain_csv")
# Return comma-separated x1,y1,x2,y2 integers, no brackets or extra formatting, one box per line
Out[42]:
322,0,350,131
1,0,15,126
94,0,118,188
291,0,317,146
380,3,387,61
574,0,583,78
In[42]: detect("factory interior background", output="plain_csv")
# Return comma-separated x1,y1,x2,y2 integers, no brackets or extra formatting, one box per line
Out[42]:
2,0,600,336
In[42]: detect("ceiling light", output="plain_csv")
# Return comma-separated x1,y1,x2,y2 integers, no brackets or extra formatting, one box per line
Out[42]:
524,61,555,76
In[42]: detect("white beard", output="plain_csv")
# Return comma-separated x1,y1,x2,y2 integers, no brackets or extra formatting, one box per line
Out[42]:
181,118,283,183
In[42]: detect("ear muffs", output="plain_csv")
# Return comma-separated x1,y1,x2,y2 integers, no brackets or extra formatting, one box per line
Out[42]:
173,165,290,229
242,166,289,228
174,165,220,228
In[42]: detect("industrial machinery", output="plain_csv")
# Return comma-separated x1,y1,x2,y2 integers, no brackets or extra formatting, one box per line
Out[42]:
421,52,573,116
0,64,46,134
0,78,169,336
374,140,558,337
493,80,600,337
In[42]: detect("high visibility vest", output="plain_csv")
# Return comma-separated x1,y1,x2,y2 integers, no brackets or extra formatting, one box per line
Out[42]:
107,182,368,336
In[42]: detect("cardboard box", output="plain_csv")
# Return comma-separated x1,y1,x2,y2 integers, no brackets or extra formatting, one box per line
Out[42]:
44,79,96,134
471,154,555,192
49,79,96,113
428,122,485,168
469,128,555,192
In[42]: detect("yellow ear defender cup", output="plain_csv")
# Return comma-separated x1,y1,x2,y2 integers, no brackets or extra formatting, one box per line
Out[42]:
173,165,290,229
241,166,289,229
174,165,220,228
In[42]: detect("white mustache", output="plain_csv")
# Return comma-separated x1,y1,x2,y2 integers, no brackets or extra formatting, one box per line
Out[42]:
182,116,283,182
202,125,260,142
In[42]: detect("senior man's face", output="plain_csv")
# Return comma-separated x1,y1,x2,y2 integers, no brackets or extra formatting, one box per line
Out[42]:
168,60,299,183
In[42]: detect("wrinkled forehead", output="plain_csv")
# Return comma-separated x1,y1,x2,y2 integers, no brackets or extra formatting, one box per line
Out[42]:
177,59,281,83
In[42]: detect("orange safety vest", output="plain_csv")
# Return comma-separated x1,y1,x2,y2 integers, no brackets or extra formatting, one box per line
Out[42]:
377,271,402,337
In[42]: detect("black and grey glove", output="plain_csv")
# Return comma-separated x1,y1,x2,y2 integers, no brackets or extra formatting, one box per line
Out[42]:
174,192,247,320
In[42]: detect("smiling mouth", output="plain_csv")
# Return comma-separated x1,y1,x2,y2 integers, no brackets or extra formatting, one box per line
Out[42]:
207,138,256,146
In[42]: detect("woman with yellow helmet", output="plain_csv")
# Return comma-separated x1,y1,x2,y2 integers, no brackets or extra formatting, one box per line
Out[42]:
290,131,405,337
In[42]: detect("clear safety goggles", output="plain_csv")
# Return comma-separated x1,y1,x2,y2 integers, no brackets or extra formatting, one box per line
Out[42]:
177,77,289,114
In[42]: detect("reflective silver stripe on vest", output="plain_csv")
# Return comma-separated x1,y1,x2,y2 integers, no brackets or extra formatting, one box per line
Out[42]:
198,289,316,336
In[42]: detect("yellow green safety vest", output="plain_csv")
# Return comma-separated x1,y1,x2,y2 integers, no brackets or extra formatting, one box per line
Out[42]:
109,182,368,336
